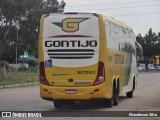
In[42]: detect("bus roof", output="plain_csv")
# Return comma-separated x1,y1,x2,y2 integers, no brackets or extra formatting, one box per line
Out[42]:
104,15,133,31
43,12,133,31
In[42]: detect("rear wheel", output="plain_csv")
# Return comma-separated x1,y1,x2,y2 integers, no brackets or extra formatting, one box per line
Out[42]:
113,83,119,106
54,100,76,108
53,100,64,108
103,81,119,107
126,90,133,98
126,79,135,98
103,98,114,108
66,101,76,106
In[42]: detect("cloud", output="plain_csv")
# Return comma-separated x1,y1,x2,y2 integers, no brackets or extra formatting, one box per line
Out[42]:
63,0,160,35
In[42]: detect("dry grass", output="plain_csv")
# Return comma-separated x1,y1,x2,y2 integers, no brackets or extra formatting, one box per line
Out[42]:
0,68,38,86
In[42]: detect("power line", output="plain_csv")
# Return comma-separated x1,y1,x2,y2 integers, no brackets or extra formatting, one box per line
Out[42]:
92,3,160,10
67,0,160,7
135,30,160,32
113,11,160,17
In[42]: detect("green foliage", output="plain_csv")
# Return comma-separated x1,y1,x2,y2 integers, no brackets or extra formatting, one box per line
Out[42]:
0,78,37,87
18,67,28,72
0,0,66,61
0,68,3,76
136,28,160,58
18,67,37,72
0,70,38,86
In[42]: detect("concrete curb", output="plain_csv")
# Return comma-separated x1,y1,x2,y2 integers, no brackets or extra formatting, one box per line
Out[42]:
0,82,39,89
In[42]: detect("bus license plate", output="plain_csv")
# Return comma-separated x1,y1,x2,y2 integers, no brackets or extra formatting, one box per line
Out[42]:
65,89,77,94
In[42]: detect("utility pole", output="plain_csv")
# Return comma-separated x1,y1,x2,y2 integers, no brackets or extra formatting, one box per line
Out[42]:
16,27,19,69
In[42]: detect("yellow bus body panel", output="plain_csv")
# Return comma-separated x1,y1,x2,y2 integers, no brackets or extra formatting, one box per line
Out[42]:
40,82,106,100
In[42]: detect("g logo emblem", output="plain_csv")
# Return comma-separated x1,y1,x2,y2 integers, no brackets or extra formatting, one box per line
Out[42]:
53,18,89,32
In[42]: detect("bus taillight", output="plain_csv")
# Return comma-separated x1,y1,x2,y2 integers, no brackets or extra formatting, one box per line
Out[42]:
39,62,50,86
92,61,105,86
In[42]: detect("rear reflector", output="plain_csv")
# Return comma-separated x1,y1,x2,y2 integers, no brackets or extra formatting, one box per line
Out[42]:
43,88,48,92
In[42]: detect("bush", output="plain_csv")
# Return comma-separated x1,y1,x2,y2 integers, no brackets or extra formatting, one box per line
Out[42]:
18,67,28,72
18,67,38,72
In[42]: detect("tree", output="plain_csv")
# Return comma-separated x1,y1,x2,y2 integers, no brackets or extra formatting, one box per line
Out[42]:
0,0,66,62
136,28,160,58
0,0,20,59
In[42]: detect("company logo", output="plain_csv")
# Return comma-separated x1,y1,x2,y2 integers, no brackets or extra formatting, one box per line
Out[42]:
44,59,52,67
53,18,89,32
2,112,11,117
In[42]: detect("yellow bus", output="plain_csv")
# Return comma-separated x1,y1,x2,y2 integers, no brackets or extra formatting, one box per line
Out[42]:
38,12,142,108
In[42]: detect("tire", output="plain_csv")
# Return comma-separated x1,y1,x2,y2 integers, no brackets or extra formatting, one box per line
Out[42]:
126,90,133,98
103,98,114,108
126,80,135,98
67,101,76,106
113,84,119,106
53,100,63,108
103,83,115,108
54,100,76,108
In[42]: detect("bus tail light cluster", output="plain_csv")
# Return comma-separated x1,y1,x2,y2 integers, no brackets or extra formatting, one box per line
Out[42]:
92,61,105,86
39,62,50,86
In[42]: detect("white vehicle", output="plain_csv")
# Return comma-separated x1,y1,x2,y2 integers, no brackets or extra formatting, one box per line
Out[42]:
138,64,145,71
155,65,160,71
148,64,154,71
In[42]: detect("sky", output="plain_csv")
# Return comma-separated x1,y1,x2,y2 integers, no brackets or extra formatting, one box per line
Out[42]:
60,0,160,36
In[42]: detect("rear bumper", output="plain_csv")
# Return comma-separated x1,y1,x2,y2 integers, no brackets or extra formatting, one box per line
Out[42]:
40,82,107,100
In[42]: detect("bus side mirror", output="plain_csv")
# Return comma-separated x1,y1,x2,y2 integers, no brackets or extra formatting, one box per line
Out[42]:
135,42,143,57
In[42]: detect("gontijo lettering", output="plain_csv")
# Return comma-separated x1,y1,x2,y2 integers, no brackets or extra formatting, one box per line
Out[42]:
45,40,97,47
